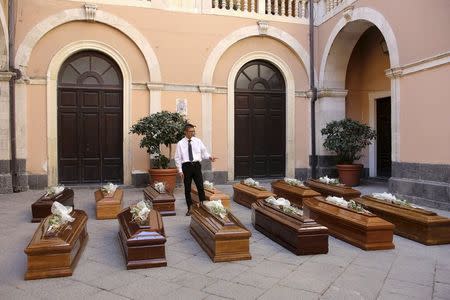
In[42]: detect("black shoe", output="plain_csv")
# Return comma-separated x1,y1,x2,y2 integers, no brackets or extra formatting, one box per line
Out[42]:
186,207,192,216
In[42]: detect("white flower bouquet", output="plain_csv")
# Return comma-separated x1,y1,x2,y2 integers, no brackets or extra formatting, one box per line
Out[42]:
284,177,304,187
101,182,118,196
203,180,214,190
265,196,303,216
372,192,412,207
154,181,166,193
45,185,65,197
325,196,369,213
244,178,261,188
46,201,75,236
204,200,227,219
318,175,340,185
130,200,151,226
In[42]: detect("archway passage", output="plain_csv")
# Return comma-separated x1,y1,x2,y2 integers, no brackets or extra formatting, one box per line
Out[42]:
58,51,123,184
234,60,286,178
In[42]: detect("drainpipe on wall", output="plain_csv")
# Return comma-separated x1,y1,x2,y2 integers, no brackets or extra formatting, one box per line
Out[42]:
8,0,21,192
309,0,318,179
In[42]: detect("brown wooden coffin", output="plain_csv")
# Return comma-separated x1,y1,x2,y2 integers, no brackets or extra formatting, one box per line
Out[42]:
118,207,167,269
271,180,321,208
190,204,251,262
303,197,394,250
191,186,231,209
251,200,328,255
24,210,88,280
143,186,176,216
31,189,74,223
305,179,361,200
354,196,450,245
232,183,275,208
95,188,123,220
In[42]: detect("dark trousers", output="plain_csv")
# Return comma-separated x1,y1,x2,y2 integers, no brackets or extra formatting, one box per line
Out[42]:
182,161,206,208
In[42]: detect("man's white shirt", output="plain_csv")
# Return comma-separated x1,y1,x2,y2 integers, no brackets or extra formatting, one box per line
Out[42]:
174,137,211,173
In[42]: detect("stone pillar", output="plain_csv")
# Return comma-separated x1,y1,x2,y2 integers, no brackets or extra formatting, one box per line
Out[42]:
0,71,13,193
15,79,29,190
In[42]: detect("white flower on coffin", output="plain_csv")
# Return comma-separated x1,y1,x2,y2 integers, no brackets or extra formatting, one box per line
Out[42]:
101,182,118,195
284,177,304,187
45,185,65,197
203,180,214,190
204,200,227,219
372,192,412,207
265,196,303,216
244,178,261,187
318,175,340,185
47,201,74,234
325,196,369,213
130,200,151,225
154,181,166,193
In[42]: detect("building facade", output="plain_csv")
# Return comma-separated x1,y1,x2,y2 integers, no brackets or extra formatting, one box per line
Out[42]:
0,0,449,209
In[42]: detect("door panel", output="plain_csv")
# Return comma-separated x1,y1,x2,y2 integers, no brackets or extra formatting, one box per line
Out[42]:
376,97,392,178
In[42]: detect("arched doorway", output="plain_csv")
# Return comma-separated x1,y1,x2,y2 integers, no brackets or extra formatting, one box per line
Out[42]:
57,51,123,184
234,60,286,178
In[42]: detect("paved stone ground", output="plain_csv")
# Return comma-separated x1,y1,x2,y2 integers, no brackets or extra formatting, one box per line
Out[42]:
0,182,449,300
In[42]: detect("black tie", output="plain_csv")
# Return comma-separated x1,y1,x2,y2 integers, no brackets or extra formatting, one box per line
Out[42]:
188,140,193,162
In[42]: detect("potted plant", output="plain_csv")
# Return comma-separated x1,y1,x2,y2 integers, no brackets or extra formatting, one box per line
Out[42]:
321,118,376,186
130,111,187,193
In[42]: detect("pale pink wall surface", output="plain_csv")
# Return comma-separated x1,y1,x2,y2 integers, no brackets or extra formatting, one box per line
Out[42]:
400,64,450,164
212,93,228,171
130,89,150,171
295,97,310,168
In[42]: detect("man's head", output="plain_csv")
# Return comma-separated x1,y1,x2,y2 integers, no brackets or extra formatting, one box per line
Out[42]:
184,123,195,139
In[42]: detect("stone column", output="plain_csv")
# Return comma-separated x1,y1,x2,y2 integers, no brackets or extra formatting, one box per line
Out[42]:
15,79,29,190
0,71,13,193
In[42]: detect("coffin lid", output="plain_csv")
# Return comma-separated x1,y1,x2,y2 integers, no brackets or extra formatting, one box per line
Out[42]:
38,188,74,203
233,183,275,198
143,185,174,202
272,180,321,197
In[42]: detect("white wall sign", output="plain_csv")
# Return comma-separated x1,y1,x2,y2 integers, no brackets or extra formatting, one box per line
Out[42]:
176,98,187,115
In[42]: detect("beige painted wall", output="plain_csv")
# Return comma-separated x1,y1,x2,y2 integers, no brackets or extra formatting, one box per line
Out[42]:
400,64,450,164
26,85,46,174
130,89,149,171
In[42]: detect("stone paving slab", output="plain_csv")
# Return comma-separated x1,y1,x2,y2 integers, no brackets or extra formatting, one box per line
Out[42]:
0,182,449,299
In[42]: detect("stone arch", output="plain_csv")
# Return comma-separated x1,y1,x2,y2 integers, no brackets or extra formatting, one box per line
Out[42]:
227,51,296,180
46,40,133,185
15,8,161,82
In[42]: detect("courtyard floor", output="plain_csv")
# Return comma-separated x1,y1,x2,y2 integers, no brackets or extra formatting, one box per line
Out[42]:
0,182,449,300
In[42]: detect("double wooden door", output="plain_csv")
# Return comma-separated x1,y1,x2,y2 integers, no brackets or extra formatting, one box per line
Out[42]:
58,51,123,184
234,60,286,179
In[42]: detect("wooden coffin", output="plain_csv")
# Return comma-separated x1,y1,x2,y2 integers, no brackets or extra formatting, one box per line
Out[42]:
190,204,251,262
191,185,231,209
143,186,176,216
271,180,321,208
305,179,361,200
31,189,74,223
24,210,88,280
118,207,167,269
251,200,328,255
354,196,450,245
303,197,394,250
232,183,275,208
95,188,123,220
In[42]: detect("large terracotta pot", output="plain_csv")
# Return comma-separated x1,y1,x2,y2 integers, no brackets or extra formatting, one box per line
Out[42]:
336,164,362,187
148,168,178,193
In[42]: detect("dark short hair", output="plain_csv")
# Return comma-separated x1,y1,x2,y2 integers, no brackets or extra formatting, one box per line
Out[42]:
184,123,195,131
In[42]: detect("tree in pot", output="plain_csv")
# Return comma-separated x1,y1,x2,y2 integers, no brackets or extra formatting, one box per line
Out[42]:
321,118,376,186
130,111,187,193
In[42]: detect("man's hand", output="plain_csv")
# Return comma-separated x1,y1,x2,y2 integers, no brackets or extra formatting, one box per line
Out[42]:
209,156,218,162
179,172,184,180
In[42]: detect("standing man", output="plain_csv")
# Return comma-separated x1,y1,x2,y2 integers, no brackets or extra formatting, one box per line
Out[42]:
174,124,217,216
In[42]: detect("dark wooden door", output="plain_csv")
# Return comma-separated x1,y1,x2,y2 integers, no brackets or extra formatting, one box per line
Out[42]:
58,51,123,184
376,97,391,177
235,60,286,179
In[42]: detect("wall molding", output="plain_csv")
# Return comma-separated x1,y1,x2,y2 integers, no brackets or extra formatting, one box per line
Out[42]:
386,51,450,78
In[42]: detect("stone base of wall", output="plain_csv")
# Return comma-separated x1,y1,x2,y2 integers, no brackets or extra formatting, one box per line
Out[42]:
389,162,450,210
0,174,13,193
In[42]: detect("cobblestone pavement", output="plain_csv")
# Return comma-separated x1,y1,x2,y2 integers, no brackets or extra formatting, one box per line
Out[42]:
0,182,449,300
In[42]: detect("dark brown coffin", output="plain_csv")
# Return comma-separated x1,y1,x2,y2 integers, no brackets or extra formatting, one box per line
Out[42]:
251,200,328,255
232,183,275,208
24,210,88,280
305,179,361,200
95,188,123,220
355,196,450,245
31,189,74,223
190,205,252,262
271,180,321,208
118,208,167,269
143,186,176,216
303,197,395,250
191,186,231,209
